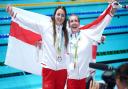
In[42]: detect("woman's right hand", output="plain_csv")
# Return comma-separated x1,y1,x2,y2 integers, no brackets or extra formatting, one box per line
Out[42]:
6,5,17,18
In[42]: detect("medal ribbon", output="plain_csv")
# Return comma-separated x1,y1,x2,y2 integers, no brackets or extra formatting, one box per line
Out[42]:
70,32,80,68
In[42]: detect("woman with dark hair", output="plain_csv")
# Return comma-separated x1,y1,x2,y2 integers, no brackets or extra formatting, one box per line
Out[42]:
6,5,68,89
52,6,68,49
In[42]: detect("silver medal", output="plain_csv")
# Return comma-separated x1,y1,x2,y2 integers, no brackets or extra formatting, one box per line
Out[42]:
57,56,62,62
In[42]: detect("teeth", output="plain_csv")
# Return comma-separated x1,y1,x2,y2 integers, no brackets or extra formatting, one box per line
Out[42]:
73,26,77,28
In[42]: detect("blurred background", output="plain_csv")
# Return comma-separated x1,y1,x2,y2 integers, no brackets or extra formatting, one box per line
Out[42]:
0,0,128,89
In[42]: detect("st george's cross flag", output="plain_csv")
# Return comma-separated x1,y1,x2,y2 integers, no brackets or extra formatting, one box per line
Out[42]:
4,7,48,76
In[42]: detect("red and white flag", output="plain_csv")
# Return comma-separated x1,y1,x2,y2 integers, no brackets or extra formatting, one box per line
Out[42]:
5,7,44,75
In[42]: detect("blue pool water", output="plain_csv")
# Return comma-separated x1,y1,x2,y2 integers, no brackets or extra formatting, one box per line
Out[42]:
0,0,128,89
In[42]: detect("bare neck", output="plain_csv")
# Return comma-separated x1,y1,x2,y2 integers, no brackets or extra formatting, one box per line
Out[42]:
71,29,80,34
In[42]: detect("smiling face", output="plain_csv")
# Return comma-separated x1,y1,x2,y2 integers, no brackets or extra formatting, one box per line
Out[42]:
69,15,80,33
55,8,66,26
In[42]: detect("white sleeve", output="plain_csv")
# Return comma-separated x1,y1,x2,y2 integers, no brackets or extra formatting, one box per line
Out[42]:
12,7,51,34
84,14,112,42
80,4,113,41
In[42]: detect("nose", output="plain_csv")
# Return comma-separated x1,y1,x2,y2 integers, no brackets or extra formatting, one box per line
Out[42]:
58,14,64,21
59,15,62,19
